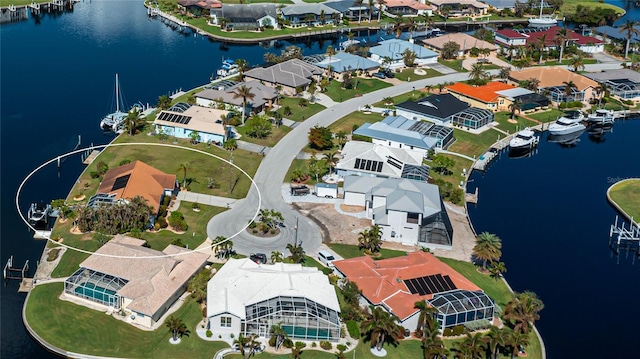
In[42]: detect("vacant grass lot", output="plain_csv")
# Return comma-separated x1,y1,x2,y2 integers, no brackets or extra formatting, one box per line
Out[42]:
449,128,502,158
235,123,292,147
25,283,228,358
609,179,640,220
438,59,466,72
394,67,442,82
328,111,384,134
427,155,472,188
276,96,325,122
493,112,538,134
324,78,392,102
328,243,407,260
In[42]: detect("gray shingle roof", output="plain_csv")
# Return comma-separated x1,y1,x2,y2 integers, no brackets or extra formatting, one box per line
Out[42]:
244,59,323,88
195,80,277,108
220,4,277,20
584,69,640,84
281,3,340,16
369,39,438,61
353,116,440,149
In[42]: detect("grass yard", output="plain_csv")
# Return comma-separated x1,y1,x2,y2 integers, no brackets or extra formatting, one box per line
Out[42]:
235,123,292,147
25,283,228,358
427,155,472,188
493,112,538,134
560,0,625,15
525,108,565,123
276,96,325,122
609,179,640,220
438,59,466,72
539,58,598,66
438,257,512,308
394,67,442,82
324,78,392,102
449,128,503,158
328,243,407,260
328,111,384,134
372,89,435,108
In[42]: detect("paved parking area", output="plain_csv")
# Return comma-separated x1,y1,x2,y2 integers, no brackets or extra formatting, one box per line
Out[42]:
281,184,339,204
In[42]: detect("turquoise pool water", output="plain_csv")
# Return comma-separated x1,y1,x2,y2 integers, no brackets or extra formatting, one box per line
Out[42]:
74,282,117,305
282,325,331,340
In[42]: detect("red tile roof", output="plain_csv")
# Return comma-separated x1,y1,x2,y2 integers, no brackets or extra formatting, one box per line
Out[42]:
496,26,602,46
495,29,528,39
446,81,516,103
333,252,480,320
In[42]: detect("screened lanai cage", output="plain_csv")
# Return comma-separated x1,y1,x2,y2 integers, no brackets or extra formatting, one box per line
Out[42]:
64,268,128,309
548,86,585,103
450,107,494,130
242,296,341,341
429,289,495,329
418,200,454,246
607,80,640,100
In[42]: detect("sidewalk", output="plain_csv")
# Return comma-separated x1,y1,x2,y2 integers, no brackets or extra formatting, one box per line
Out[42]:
175,191,239,209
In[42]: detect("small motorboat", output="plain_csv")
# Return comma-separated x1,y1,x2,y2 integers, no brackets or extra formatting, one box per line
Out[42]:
586,109,615,125
27,202,52,224
548,118,587,135
509,128,539,149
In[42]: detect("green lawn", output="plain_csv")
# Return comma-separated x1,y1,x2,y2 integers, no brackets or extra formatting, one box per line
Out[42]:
187,18,337,40
394,68,442,82
328,111,385,134
373,90,438,108
525,108,565,123
493,112,538,134
449,128,503,158
560,0,625,15
437,59,466,72
235,123,292,147
324,78,392,102
438,257,512,308
328,243,407,260
538,58,598,67
277,96,326,122
609,179,640,220
427,155,472,188
25,282,228,358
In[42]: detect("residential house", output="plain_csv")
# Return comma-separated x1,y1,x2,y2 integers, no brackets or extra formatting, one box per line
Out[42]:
384,0,434,17
178,0,222,16
333,252,495,333
445,81,517,111
64,235,208,329
479,0,517,9
280,4,340,27
369,39,438,69
305,51,380,77
210,4,279,30
206,258,341,342
353,115,454,156
422,32,496,57
493,87,550,111
429,0,488,17
494,29,528,47
584,69,640,101
335,141,430,182
395,93,494,129
508,67,598,103
343,176,454,247
495,26,604,53
594,25,640,43
194,80,278,115
243,59,323,95
324,0,371,22
152,103,229,145
89,160,177,217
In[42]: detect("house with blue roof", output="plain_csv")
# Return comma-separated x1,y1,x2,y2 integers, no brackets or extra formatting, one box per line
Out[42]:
369,39,438,69
595,25,640,43
312,52,380,76
353,115,454,157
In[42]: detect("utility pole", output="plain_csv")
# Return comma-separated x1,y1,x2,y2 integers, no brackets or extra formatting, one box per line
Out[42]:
228,151,234,194
295,216,299,246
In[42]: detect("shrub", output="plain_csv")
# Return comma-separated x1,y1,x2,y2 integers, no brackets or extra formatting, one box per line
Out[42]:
192,202,200,210
337,344,347,352
452,324,465,336
346,320,360,338
90,171,100,179
168,211,188,231
464,319,492,332
129,228,143,238
119,159,131,166
206,330,212,338
163,196,171,206
443,327,454,336
414,329,423,338
311,342,317,348
283,339,293,349
96,161,109,175
269,336,276,347
172,238,186,247
156,216,168,229
320,341,332,350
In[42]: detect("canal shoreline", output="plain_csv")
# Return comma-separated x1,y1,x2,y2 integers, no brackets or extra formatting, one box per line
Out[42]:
606,178,640,223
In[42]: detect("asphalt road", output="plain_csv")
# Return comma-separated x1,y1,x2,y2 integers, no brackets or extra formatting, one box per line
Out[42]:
206,62,625,256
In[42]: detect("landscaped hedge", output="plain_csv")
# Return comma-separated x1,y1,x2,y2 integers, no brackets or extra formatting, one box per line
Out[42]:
346,320,360,338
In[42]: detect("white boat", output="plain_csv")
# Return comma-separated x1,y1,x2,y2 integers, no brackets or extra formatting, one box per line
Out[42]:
557,110,584,123
548,117,587,135
587,109,615,125
100,74,128,131
509,128,539,149
27,202,52,224
548,129,585,146
216,59,239,78
528,1,557,28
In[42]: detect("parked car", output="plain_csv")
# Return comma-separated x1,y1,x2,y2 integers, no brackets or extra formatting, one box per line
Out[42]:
383,70,395,78
318,250,336,268
373,72,386,79
291,185,309,196
250,253,267,264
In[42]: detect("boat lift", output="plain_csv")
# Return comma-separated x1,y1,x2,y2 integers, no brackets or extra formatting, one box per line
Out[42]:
609,216,640,263
3,256,29,282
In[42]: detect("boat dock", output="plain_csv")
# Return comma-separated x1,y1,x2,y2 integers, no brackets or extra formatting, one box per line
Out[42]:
3,255,32,291
609,216,640,261
82,150,100,165
472,138,509,171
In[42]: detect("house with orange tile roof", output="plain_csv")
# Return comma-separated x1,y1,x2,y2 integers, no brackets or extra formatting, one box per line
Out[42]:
90,160,177,217
63,235,209,329
508,67,598,104
445,81,518,111
333,252,495,333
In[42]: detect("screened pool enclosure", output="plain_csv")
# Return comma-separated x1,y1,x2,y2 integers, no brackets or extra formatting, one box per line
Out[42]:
429,289,495,329
242,296,341,341
64,268,127,309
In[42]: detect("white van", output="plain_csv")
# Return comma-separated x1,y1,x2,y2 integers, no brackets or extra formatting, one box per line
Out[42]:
317,250,336,268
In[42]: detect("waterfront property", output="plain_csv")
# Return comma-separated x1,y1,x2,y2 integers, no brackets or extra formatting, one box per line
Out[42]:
584,69,640,101
495,26,604,53
369,39,439,69
195,80,278,116
88,160,177,217
63,235,208,329
353,115,454,155
333,252,495,332
422,33,496,58
152,103,229,144
429,0,488,17
304,51,380,77
594,25,640,44
395,93,494,129
177,0,222,14
384,0,434,17
209,4,279,30
508,67,598,104
324,0,372,22
446,81,517,112
280,4,341,27
494,87,550,111
343,176,454,247
243,59,323,96
335,140,430,181
206,258,341,342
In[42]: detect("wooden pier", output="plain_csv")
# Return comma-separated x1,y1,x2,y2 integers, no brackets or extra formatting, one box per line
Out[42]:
472,137,510,171
82,149,100,165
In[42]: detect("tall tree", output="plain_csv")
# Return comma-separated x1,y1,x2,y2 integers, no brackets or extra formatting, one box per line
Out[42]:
360,306,403,352
505,327,530,359
508,99,522,120
326,45,336,78
368,0,375,22
336,130,348,149
123,108,141,136
165,315,189,342
553,27,569,62
568,54,585,72
270,322,288,350
504,291,544,334
231,85,256,124
323,151,339,173
619,20,640,59
354,0,363,23
535,34,548,64
484,326,509,359
472,232,502,269
457,332,486,359
156,95,172,110
376,0,385,21
414,301,438,335
286,242,306,263
234,58,249,81
178,162,189,189
469,63,489,85
562,80,577,104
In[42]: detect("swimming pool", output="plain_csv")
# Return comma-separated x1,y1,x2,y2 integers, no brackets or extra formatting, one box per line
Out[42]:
74,282,118,306
282,325,332,340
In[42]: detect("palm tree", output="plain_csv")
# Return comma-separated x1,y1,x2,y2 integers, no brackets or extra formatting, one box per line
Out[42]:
619,20,640,59
414,301,438,335
422,327,446,359
360,306,403,352
594,85,605,107
269,322,288,350
392,15,404,38
368,0,375,22
535,34,547,64
457,332,486,359
156,95,172,110
336,130,348,149
178,162,189,189
224,138,238,151
286,242,306,263
488,261,507,281
381,56,393,71
323,151,339,173
234,58,249,81
165,315,189,342
526,77,540,92
568,54,585,72
469,63,488,85
358,225,383,254
231,85,256,125
233,334,249,357
326,45,336,78
553,27,569,62
504,291,544,334
508,99,522,120
270,250,284,263
354,0,363,23
484,326,509,359
505,327,530,359
562,80,577,104
291,342,306,359
123,108,141,136
472,232,502,270
376,0,385,22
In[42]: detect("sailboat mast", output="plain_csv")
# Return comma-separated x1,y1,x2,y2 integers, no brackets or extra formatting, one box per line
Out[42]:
115,74,120,113
539,0,543,17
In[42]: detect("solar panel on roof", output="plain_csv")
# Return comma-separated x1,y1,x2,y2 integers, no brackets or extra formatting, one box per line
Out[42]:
354,158,361,169
158,111,192,125
375,161,383,172
405,274,457,295
111,174,131,191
